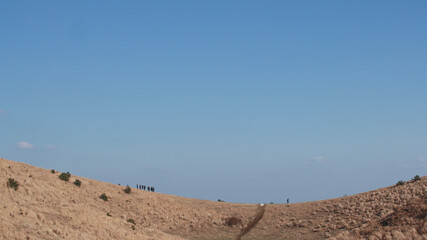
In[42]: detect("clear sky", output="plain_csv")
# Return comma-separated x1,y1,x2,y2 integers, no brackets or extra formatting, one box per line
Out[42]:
1,1,426,203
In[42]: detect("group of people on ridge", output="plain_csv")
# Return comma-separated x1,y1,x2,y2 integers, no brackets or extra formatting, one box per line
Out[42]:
136,184,154,192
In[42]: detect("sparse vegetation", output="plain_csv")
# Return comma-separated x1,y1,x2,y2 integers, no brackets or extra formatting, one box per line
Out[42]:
123,185,131,194
74,179,81,187
99,193,108,201
1,159,426,239
396,180,406,186
412,175,421,181
7,178,19,191
50,169,55,173
225,216,242,227
59,172,71,181
127,218,136,225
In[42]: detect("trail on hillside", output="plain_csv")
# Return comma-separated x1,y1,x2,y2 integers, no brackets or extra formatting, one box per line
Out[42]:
2,158,426,240
235,204,266,240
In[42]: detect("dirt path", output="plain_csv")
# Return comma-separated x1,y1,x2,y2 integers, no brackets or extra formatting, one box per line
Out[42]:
236,204,266,240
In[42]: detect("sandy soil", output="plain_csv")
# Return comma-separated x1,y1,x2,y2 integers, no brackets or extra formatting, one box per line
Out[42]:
1,158,426,240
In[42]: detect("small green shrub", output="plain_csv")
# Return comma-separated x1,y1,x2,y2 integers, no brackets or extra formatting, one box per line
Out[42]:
131,225,135,230
99,193,108,201
51,169,55,173
127,218,136,225
218,199,225,202
413,175,421,181
59,172,71,181
123,186,131,194
74,179,81,187
107,213,112,217
396,180,406,186
7,178,20,191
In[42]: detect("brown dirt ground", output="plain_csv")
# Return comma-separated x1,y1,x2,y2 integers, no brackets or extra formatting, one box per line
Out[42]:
1,158,426,240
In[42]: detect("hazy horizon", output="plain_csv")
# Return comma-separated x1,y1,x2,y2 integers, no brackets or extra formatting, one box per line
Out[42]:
1,0,426,203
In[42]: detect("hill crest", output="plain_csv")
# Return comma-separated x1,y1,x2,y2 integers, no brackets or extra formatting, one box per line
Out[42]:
1,158,426,240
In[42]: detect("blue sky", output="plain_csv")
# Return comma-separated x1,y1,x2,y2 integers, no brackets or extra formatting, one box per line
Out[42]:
1,1,426,203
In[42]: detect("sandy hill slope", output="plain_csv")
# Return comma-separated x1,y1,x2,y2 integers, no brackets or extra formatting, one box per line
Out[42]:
1,158,426,240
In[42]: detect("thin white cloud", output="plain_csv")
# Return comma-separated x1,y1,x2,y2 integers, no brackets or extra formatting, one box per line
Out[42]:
17,141,34,149
312,156,327,163
46,144,56,149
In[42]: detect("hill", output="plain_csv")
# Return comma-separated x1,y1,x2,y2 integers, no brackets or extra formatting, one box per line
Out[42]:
1,158,426,240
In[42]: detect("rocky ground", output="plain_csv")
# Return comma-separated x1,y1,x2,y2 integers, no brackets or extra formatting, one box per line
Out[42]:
1,158,426,240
